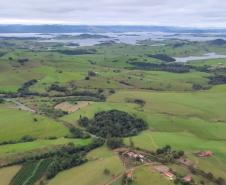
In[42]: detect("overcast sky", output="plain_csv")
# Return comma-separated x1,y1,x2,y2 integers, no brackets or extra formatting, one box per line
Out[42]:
0,0,226,27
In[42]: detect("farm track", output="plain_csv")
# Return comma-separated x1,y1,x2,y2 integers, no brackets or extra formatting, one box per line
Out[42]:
5,99,36,113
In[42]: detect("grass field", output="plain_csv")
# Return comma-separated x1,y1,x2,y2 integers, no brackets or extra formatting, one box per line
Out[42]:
48,146,124,185
0,137,92,157
60,85,226,180
0,103,69,142
131,165,173,185
0,165,21,185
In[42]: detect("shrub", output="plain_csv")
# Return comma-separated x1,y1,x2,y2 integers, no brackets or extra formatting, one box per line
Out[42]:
103,168,111,175
21,135,36,142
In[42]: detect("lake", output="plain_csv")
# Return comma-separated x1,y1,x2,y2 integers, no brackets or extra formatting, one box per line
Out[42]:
174,53,226,63
1,32,226,46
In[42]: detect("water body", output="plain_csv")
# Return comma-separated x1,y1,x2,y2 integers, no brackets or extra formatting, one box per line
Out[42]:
174,53,226,63
1,32,226,46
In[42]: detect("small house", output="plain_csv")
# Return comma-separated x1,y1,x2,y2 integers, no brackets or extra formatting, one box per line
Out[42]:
183,175,192,182
163,172,175,180
196,151,213,157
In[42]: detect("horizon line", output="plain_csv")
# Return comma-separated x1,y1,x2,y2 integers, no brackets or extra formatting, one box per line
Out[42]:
1,24,226,30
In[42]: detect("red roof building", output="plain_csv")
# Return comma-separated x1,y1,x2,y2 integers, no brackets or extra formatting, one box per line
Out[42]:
163,172,175,180
183,175,192,182
127,171,133,179
197,151,213,157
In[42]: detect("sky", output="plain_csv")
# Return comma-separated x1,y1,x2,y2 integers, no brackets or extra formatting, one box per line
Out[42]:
0,0,226,27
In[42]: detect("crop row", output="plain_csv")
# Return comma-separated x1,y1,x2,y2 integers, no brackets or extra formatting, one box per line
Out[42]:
10,159,52,185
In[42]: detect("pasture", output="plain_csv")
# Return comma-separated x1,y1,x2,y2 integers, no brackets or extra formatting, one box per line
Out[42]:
0,103,69,142
0,138,92,157
48,146,124,185
131,165,173,185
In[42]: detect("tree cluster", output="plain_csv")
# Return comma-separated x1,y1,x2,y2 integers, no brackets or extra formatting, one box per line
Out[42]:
18,79,38,94
208,75,226,85
129,62,191,73
56,49,97,55
46,154,86,179
148,54,176,62
189,166,226,185
79,110,147,138
153,145,184,163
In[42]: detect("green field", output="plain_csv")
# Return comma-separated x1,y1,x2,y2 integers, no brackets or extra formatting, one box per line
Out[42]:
0,165,21,185
48,146,124,185
131,165,173,185
0,103,69,142
0,138,92,157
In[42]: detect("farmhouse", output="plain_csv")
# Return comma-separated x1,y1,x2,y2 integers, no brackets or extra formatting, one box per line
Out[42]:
126,171,133,180
124,151,145,162
163,172,175,180
183,174,192,182
196,151,213,157
154,165,175,180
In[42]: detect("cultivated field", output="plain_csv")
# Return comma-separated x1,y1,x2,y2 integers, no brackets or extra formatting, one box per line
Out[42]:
54,101,91,113
0,165,21,185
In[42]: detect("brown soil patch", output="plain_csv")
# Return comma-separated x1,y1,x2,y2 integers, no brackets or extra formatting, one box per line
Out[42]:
54,101,91,113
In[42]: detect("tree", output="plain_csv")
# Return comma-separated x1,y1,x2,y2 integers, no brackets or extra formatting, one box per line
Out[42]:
0,99,4,104
78,116,89,127
88,71,96,77
106,137,123,149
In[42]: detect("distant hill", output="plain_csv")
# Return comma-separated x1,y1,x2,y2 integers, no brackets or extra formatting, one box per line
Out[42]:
209,39,226,45
0,25,226,33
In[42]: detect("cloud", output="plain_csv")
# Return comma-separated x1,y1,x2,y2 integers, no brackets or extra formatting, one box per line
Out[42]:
0,0,225,27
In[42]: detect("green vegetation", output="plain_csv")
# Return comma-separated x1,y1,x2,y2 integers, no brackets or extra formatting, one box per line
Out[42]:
106,137,124,149
48,147,124,185
0,138,92,156
131,166,173,185
79,110,147,138
0,104,69,142
1,35,226,184
9,160,51,185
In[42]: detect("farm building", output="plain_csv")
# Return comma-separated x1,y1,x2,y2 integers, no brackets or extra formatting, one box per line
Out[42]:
163,172,175,180
196,151,213,157
183,174,192,182
126,171,133,180
154,165,175,180
124,151,145,162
